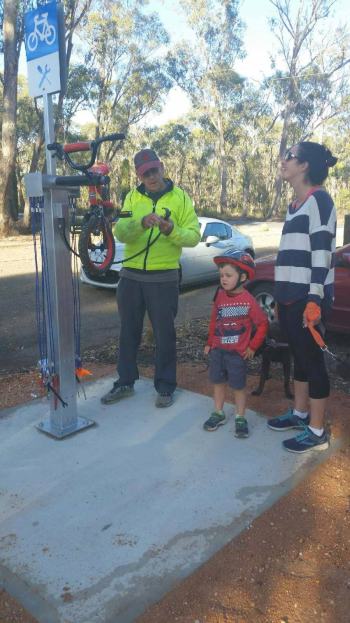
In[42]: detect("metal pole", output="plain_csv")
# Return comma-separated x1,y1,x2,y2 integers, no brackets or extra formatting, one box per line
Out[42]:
43,94,56,175
36,93,94,438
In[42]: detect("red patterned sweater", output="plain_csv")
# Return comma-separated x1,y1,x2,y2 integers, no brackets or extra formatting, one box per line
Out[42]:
207,288,269,357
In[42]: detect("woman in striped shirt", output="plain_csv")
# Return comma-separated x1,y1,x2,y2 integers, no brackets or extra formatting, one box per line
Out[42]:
267,142,338,454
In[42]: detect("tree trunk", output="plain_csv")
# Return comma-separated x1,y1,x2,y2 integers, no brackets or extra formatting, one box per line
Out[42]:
30,130,45,173
266,102,293,219
241,158,250,218
241,184,249,218
217,113,227,213
0,0,20,236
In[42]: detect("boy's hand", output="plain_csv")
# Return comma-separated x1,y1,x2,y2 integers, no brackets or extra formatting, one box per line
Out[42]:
243,347,255,360
204,345,211,355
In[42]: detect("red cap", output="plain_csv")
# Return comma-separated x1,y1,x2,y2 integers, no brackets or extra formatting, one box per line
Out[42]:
134,149,162,176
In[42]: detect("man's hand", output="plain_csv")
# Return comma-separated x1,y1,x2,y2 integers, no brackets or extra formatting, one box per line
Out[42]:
243,347,255,360
204,345,211,355
141,213,174,234
158,217,174,235
141,213,162,229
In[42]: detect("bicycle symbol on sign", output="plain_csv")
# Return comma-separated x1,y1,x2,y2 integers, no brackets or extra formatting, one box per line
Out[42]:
27,12,56,52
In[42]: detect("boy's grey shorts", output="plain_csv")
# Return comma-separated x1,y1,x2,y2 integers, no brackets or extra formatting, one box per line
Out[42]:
209,348,247,390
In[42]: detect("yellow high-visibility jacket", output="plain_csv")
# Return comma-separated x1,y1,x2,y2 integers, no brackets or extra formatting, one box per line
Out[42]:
114,180,200,271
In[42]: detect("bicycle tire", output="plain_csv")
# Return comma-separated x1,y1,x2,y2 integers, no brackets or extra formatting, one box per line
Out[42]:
78,214,115,276
27,32,38,52
45,25,56,45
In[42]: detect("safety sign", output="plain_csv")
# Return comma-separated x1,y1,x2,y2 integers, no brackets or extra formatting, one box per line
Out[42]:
25,2,61,98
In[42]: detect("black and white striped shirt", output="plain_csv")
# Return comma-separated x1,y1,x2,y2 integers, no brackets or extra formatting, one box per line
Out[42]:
274,189,336,306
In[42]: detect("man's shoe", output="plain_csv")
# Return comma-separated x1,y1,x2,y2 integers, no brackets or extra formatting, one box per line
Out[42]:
203,411,226,431
283,427,329,453
101,381,134,405
267,408,310,431
155,393,174,408
234,416,249,438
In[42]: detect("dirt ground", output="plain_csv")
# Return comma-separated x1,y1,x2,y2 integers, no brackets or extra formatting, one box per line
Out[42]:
1,356,349,623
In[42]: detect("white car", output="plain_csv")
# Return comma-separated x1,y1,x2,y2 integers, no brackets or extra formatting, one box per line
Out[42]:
80,216,255,289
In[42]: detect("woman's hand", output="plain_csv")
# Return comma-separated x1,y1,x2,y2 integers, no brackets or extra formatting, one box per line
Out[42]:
204,345,211,355
303,301,321,327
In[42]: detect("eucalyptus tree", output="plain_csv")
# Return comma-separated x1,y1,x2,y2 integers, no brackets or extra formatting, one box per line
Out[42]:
145,122,193,186
80,0,172,162
266,0,350,216
0,0,26,234
230,87,277,217
166,0,247,213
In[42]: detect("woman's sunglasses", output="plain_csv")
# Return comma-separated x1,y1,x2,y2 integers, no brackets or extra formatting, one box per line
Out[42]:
284,150,300,162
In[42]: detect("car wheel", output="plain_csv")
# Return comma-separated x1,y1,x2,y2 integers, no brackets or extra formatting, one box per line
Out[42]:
251,282,276,322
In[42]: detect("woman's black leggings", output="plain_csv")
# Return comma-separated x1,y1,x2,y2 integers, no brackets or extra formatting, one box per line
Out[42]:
278,299,330,399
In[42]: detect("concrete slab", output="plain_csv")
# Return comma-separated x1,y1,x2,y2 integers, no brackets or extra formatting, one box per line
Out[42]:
0,377,333,623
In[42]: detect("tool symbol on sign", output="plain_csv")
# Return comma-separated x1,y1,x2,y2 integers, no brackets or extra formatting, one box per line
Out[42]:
37,64,52,88
27,12,56,52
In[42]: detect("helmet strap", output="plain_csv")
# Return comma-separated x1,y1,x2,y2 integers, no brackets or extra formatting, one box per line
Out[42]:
230,270,247,292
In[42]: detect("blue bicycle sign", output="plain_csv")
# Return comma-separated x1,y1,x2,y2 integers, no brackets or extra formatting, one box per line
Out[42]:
25,3,59,62
25,2,63,97
27,12,56,52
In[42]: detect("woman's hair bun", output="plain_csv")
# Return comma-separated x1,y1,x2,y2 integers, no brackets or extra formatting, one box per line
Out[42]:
325,148,338,168
326,155,338,167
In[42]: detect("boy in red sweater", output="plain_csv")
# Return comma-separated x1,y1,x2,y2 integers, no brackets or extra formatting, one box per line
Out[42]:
203,250,268,438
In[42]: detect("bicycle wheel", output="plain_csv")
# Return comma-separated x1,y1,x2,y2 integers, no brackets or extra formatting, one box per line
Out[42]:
78,214,115,276
45,25,56,46
27,32,38,52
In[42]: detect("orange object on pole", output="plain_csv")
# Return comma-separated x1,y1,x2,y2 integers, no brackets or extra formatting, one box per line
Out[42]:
76,367,93,379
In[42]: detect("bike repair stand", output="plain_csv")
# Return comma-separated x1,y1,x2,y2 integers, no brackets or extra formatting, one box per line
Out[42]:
25,94,95,439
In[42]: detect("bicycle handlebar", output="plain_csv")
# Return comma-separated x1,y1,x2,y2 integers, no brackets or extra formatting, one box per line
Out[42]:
63,142,91,153
47,132,126,172
62,133,126,154
54,174,109,187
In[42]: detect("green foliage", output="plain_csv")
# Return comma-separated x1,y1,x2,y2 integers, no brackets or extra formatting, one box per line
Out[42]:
76,0,172,138
2,0,350,234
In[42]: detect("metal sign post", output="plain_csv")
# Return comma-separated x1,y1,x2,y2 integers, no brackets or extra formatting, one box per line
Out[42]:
24,2,95,438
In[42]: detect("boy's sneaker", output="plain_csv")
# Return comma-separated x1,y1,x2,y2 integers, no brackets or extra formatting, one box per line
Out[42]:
283,427,329,453
155,393,174,408
203,412,226,431
234,416,249,438
267,408,310,431
101,381,134,405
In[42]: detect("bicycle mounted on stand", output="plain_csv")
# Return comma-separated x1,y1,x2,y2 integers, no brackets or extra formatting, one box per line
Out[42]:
47,133,129,276
47,134,173,278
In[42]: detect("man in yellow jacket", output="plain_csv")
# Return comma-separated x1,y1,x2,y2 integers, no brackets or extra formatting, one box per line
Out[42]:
101,148,200,408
